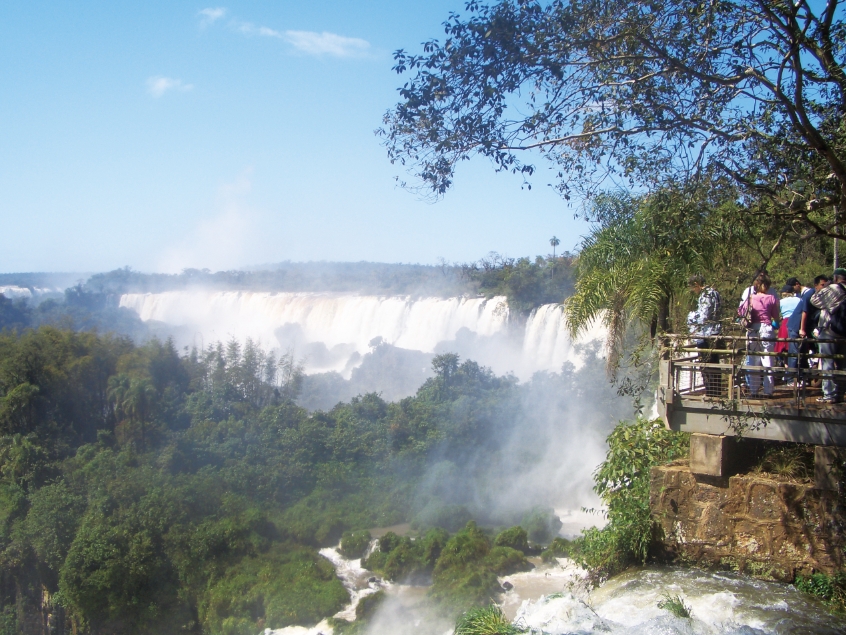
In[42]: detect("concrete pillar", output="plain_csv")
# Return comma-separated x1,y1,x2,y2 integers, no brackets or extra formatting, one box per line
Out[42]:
690,433,736,477
815,446,843,491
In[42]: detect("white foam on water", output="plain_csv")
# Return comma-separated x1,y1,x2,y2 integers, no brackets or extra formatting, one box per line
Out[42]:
318,544,386,622
513,566,846,635
500,557,590,620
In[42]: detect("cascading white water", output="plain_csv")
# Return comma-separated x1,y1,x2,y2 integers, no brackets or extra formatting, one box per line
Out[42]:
119,291,603,378
263,548,844,635
510,564,846,634
0,285,58,299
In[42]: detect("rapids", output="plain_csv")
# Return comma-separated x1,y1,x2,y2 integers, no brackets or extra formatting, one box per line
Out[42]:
262,543,844,635
119,291,604,378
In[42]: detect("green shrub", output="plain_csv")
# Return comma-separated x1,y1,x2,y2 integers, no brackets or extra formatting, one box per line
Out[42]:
494,526,529,553
0,606,18,635
453,604,526,635
520,507,562,544
657,593,692,618
795,573,846,612
753,445,813,479
571,418,689,578
487,546,532,575
340,530,372,559
355,590,386,621
198,544,349,633
540,537,570,562
430,521,530,611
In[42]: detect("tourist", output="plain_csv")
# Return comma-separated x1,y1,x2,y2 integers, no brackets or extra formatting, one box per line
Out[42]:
786,276,811,297
799,275,830,339
687,274,722,396
740,269,779,304
775,285,800,367
744,273,781,398
788,275,829,382
810,268,846,404
780,285,801,319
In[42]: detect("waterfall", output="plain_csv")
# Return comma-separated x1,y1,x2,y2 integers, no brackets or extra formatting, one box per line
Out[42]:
119,291,603,379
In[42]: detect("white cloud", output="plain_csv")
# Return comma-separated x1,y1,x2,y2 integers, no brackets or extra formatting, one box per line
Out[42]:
258,26,282,38
198,7,226,27
146,76,193,98
284,30,371,57
235,21,282,38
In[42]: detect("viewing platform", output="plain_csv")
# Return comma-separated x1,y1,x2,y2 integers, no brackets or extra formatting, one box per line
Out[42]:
657,334,846,484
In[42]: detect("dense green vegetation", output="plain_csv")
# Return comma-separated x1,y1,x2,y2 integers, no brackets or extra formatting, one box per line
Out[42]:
461,254,575,315
572,418,689,580
0,325,617,634
363,522,531,610
795,573,846,613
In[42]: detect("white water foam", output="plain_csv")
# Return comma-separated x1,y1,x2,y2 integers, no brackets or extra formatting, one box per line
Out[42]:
512,566,846,635
265,542,387,635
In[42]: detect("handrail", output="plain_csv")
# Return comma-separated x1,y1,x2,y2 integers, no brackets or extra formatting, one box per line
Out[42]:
658,333,846,412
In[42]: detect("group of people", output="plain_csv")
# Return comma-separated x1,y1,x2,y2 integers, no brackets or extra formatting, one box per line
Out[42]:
687,268,846,403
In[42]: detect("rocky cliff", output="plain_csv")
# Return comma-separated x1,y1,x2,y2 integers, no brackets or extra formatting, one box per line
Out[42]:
650,462,846,581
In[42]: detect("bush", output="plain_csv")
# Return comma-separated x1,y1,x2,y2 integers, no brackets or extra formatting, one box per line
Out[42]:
540,537,570,563
571,418,689,578
657,593,692,618
198,544,349,633
795,573,846,612
454,604,526,635
494,526,529,553
340,530,372,559
430,522,530,610
520,507,562,544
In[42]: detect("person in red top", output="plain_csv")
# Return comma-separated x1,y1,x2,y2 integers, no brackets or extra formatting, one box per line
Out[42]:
744,273,782,397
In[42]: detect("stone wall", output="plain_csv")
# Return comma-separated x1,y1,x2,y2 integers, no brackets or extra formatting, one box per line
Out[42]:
650,462,846,581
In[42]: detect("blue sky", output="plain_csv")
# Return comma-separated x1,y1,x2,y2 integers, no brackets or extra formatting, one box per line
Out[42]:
1,1,591,273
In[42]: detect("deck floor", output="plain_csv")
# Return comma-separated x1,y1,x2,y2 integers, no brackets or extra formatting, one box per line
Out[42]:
685,381,846,415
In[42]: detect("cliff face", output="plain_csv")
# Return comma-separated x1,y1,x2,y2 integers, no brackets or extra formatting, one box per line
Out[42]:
650,463,846,581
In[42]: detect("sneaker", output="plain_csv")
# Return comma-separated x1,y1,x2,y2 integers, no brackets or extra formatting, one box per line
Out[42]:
817,396,840,404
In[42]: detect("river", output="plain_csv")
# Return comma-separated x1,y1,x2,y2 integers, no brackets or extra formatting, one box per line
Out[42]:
264,543,845,635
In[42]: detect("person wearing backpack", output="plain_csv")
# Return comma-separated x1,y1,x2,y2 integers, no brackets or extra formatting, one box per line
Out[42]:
744,273,782,398
790,275,830,385
810,268,846,403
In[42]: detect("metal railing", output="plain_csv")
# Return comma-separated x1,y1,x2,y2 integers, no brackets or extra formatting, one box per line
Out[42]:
661,334,846,408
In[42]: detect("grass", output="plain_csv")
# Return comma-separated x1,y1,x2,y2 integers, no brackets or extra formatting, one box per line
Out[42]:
453,605,526,635
657,593,692,618
751,445,813,479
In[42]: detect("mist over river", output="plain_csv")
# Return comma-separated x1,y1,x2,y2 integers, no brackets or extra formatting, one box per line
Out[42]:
116,289,843,634
119,291,604,380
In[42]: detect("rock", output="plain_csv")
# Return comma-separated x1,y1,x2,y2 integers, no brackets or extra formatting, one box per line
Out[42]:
502,581,514,591
650,464,845,579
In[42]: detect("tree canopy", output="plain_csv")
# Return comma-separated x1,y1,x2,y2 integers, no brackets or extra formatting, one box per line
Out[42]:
381,0,846,239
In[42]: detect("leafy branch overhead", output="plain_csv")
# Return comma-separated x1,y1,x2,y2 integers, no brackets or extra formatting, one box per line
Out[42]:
380,0,846,239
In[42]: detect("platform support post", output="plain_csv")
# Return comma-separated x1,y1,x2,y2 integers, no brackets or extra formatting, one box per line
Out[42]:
815,446,843,491
689,433,738,477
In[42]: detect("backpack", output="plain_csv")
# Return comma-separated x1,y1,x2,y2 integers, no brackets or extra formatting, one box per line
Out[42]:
828,283,846,337
737,287,754,329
